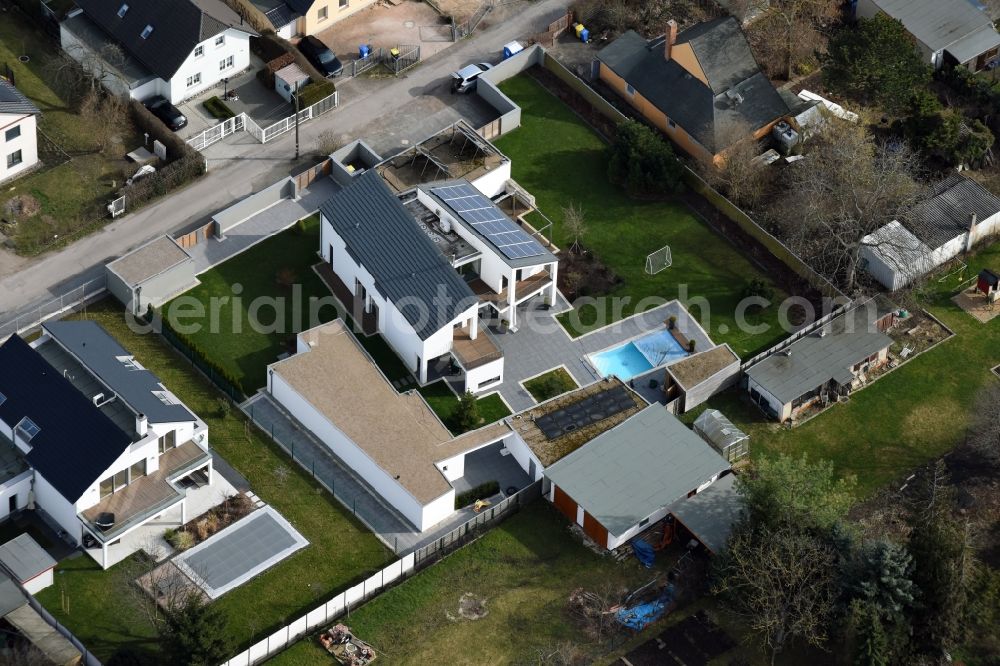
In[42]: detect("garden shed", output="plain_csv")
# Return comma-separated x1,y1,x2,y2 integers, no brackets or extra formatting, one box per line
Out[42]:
693,409,749,462
105,235,197,315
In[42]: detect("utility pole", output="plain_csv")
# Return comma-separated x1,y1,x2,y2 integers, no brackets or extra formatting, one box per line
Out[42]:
294,79,300,161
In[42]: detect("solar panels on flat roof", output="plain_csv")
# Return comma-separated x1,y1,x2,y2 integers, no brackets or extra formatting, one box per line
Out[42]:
431,183,548,260
534,386,635,440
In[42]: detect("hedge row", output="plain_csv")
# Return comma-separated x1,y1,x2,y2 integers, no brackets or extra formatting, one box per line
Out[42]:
160,315,248,398
203,96,237,119
127,99,200,163
455,481,500,509
253,33,329,87
118,152,205,211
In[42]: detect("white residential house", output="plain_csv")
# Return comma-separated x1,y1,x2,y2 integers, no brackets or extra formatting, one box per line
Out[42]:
0,79,40,184
319,170,557,393
0,321,214,569
61,0,257,105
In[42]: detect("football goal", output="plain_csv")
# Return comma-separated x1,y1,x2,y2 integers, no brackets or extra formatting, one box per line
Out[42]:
645,245,672,275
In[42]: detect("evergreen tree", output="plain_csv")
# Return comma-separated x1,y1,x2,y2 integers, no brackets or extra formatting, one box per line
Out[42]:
851,600,890,666
453,391,480,432
846,540,916,625
160,593,232,666
608,120,684,198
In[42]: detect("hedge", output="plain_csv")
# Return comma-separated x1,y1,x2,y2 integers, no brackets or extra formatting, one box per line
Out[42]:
455,481,500,509
117,153,205,211
254,32,328,85
159,315,248,399
256,51,297,88
128,99,200,163
296,80,336,108
203,96,236,119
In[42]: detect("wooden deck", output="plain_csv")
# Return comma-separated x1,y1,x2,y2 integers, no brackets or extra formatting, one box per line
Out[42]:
452,326,502,369
469,271,552,309
82,441,210,539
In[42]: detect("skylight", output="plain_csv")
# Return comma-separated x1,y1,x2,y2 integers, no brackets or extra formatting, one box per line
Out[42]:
117,3,129,18
152,390,177,406
116,355,142,371
140,24,154,39
15,417,41,443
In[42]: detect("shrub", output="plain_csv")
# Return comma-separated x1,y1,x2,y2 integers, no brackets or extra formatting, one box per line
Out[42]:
743,277,775,301
203,96,236,120
255,32,327,84
898,90,996,166
165,529,195,551
455,481,500,509
688,339,696,353
608,120,684,198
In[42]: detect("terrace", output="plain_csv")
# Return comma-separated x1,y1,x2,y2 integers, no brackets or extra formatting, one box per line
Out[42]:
452,325,503,370
469,270,553,310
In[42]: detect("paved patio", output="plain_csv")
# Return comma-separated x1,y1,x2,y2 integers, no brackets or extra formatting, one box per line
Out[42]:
452,441,531,495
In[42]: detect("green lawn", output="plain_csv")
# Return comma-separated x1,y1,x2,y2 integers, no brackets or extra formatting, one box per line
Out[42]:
0,10,143,254
164,215,412,393
494,74,790,358
523,367,578,402
684,240,1000,496
35,301,391,662
417,381,511,434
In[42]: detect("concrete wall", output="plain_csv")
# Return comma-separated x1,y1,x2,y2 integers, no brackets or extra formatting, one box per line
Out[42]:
475,45,547,135
214,177,297,235
502,432,544,481
133,260,198,310
0,113,38,183
330,140,383,187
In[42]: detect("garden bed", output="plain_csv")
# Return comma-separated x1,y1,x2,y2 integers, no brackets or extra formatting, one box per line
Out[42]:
165,494,254,551
523,367,578,402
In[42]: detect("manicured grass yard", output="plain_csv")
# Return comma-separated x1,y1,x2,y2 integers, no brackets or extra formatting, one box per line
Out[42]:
523,367,578,402
35,301,391,662
494,75,790,358
417,381,511,434
685,239,1000,496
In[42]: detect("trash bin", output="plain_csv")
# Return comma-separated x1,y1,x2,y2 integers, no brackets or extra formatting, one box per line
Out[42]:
502,41,524,59
580,28,590,43
359,44,370,58
574,23,585,38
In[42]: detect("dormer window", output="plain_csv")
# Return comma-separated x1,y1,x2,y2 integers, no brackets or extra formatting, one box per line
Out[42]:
117,3,129,17
15,417,40,443
215,35,225,47
141,24,153,39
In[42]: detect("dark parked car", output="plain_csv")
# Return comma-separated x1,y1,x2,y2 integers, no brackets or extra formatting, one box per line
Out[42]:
298,35,344,77
144,95,187,131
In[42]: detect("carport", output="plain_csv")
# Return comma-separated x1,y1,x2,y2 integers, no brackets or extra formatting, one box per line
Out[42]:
668,473,742,554
0,576,82,665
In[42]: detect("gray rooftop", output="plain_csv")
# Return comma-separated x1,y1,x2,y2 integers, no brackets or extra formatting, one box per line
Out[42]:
669,472,741,554
545,405,731,537
319,170,478,340
0,534,56,583
745,304,893,405
905,173,1000,249
60,12,157,87
864,0,1000,61
42,321,196,425
107,235,193,287
0,79,40,116
0,576,25,617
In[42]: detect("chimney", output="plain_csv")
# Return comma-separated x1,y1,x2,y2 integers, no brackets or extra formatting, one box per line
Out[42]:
966,212,978,252
136,413,148,438
665,20,678,61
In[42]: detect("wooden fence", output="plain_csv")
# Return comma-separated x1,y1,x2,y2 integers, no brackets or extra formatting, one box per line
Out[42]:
175,220,215,248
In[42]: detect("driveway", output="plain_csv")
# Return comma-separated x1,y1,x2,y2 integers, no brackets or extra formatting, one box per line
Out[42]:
316,0,454,64
0,0,571,321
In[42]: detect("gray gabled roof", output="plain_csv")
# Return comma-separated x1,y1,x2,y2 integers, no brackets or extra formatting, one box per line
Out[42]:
73,0,257,82
0,78,40,116
745,304,893,405
597,18,789,153
319,171,478,340
865,0,1000,60
0,534,56,583
905,173,1000,249
545,405,731,537
42,321,196,424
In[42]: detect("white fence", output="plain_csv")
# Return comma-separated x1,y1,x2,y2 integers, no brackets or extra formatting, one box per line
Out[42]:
186,91,339,151
0,275,108,342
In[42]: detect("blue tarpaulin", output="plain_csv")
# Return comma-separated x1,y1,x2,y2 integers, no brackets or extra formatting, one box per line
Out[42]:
615,584,676,630
632,539,655,568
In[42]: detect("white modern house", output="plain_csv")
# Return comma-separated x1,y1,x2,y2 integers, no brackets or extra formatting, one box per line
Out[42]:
0,321,214,569
0,79,40,184
861,174,1000,290
61,0,257,105
319,170,557,394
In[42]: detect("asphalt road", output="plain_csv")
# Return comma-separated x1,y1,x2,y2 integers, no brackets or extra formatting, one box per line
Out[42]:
0,0,569,320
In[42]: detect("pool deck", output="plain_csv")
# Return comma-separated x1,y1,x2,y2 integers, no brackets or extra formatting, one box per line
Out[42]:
482,295,715,412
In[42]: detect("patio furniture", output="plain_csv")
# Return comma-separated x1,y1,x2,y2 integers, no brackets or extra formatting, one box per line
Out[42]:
95,512,116,530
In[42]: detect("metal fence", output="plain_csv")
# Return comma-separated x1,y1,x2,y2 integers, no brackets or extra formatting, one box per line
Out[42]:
350,50,382,77
159,323,247,402
0,275,108,342
454,0,493,39
387,45,420,75
24,594,103,666
218,479,542,666
186,92,338,151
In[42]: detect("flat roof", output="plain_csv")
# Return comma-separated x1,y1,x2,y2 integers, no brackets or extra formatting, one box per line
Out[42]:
669,472,741,553
107,235,193,287
865,0,1000,56
508,379,647,468
667,344,739,389
269,320,511,503
0,576,25,617
0,534,56,583
546,405,731,537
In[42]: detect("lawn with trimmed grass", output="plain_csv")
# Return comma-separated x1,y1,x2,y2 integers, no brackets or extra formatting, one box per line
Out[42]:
523,367,578,402
684,239,1000,496
417,381,511,434
494,74,790,358
35,301,391,662
164,215,412,393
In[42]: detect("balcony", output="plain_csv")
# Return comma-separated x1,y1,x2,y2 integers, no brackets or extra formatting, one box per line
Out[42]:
452,326,503,370
469,270,553,310
81,440,211,543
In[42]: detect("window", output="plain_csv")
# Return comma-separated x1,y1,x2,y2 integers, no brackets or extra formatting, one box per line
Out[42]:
5,125,20,142
339,0,348,7
219,55,234,71
99,477,114,498
15,417,39,442
638,517,650,527
130,459,146,482
318,6,328,20
186,73,202,88
625,83,635,96
194,45,204,58
114,469,128,491
140,24,154,39
6,150,22,169
8,496,17,514
117,3,129,17
215,35,225,47
158,431,176,454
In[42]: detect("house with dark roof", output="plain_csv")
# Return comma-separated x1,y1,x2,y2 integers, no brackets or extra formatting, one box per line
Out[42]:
596,17,790,164
0,322,213,569
0,78,41,183
319,170,557,392
857,0,1000,71
861,174,1000,290
745,302,895,423
61,0,257,104
251,0,380,38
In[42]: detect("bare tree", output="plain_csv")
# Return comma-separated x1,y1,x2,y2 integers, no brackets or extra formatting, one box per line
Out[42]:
698,120,773,208
967,382,1000,465
737,0,839,80
49,42,128,96
562,202,587,255
713,526,838,664
776,118,921,292
118,538,199,633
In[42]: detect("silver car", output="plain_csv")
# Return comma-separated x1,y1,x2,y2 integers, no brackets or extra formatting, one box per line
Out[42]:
450,62,493,94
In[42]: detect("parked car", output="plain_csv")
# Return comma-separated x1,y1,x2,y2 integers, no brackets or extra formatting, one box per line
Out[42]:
144,95,187,131
450,62,493,94
299,35,344,77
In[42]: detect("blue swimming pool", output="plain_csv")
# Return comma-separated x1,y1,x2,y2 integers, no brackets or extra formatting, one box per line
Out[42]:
589,329,689,381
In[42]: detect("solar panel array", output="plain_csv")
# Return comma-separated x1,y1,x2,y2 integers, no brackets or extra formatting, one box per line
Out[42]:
535,386,636,440
431,184,548,261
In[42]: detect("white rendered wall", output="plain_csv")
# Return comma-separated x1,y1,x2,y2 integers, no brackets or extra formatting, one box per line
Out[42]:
33,473,82,544
23,569,54,595
0,113,38,182
0,471,33,523
167,29,251,104
464,356,504,393
470,161,511,198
